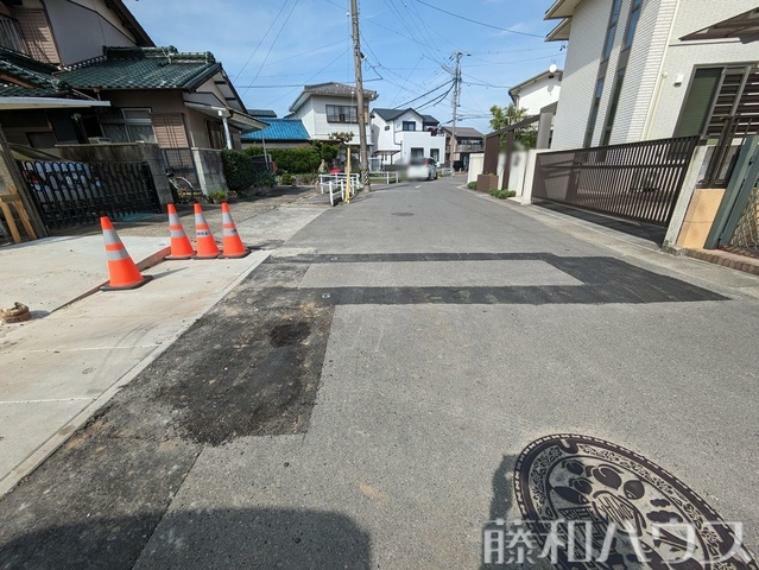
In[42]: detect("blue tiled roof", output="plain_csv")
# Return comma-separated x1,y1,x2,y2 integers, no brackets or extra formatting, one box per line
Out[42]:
241,118,310,142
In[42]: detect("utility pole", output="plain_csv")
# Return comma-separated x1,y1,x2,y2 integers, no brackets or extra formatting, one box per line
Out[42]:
448,51,463,170
350,0,370,191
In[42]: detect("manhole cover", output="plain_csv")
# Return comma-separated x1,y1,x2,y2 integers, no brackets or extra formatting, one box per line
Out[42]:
391,212,414,217
513,434,756,568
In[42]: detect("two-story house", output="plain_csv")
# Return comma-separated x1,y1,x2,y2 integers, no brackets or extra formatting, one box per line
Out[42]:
370,107,446,166
441,126,484,170
0,0,262,183
508,68,563,116
545,0,758,153
287,82,376,144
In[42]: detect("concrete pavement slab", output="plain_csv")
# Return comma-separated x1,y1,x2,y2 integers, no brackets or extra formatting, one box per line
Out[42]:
0,399,89,482
299,260,583,288
0,234,169,314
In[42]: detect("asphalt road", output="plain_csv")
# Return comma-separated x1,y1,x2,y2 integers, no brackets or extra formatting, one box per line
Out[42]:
1,177,758,569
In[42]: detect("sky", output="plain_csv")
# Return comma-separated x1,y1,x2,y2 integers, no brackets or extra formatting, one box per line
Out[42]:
125,0,565,133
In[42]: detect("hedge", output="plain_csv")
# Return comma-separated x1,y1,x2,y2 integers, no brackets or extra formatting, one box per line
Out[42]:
244,142,339,174
221,149,256,191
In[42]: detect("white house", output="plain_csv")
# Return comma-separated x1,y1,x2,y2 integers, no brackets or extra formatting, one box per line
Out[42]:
287,82,376,143
370,108,446,166
545,0,759,150
508,69,563,116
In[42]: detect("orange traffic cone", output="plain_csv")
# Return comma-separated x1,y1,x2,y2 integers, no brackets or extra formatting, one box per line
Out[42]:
165,203,194,260
99,216,152,291
220,202,250,258
192,203,220,259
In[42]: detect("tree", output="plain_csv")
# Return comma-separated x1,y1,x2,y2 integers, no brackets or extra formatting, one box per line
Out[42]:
489,103,536,149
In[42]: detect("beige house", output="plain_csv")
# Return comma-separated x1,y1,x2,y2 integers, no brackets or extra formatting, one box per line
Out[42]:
0,0,262,182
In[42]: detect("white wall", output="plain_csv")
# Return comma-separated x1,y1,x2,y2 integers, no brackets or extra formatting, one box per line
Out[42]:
512,76,561,115
550,0,609,149
370,109,446,164
292,95,371,143
551,0,759,149
647,0,759,139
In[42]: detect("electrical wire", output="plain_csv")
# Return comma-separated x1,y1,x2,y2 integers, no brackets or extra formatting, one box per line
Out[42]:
413,0,545,38
233,0,292,81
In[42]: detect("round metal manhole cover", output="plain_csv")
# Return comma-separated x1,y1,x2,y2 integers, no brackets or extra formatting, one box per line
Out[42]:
513,434,756,568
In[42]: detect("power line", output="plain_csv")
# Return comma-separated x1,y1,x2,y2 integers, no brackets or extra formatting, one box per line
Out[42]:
241,0,302,95
413,0,545,38
394,79,453,109
233,0,292,81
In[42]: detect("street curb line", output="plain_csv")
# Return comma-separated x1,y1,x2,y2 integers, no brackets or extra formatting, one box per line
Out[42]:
53,246,172,313
0,252,269,498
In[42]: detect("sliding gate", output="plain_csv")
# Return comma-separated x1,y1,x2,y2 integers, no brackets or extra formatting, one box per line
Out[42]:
533,136,699,226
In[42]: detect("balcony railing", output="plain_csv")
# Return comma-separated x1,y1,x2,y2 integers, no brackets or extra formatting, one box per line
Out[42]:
0,15,27,55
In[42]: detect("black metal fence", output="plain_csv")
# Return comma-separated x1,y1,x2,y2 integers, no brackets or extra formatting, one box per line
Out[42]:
17,160,161,229
533,136,699,226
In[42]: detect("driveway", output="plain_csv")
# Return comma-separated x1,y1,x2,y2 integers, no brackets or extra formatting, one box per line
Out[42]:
1,177,758,568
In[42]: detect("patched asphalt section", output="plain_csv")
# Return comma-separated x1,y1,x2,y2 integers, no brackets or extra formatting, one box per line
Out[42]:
0,264,334,568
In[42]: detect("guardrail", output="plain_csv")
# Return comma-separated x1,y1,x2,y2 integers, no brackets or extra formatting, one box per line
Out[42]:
368,171,400,184
318,174,360,206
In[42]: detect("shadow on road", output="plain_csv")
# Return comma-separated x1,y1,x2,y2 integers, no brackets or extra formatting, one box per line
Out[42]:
0,507,371,569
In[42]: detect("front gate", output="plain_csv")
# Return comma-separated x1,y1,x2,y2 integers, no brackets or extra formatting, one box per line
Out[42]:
17,159,161,230
705,136,759,258
533,136,699,226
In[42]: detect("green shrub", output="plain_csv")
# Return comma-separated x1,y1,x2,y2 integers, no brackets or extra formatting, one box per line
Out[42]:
244,144,333,174
208,190,228,203
490,189,516,199
467,181,476,190
279,172,294,185
221,149,256,192
252,169,276,188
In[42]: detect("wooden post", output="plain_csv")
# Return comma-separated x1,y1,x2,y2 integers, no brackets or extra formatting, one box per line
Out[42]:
0,126,46,242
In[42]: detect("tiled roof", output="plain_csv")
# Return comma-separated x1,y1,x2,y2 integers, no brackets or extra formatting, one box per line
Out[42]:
303,82,377,100
56,47,220,90
241,118,310,142
422,114,439,125
442,126,484,138
248,108,277,118
0,47,69,95
291,81,378,112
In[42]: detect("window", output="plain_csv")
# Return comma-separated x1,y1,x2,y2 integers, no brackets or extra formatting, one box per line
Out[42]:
673,66,759,139
402,121,416,131
601,0,623,60
584,78,605,147
100,108,156,143
624,0,642,49
600,67,625,146
599,0,641,145
0,15,26,54
430,148,440,163
410,147,424,160
326,104,358,123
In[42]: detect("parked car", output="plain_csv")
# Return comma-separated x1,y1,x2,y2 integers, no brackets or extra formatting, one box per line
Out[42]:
406,158,438,181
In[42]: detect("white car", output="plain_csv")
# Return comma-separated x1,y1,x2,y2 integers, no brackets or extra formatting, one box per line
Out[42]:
406,158,438,181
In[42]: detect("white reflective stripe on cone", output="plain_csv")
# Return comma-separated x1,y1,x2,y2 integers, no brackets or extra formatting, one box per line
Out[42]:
106,248,129,261
102,229,122,245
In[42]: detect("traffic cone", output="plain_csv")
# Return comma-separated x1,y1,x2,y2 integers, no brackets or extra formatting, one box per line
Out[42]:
220,202,250,258
192,203,220,259
99,216,152,291
165,203,194,260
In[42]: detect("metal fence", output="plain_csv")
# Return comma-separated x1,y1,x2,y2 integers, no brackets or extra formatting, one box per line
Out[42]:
533,136,699,226
17,160,161,229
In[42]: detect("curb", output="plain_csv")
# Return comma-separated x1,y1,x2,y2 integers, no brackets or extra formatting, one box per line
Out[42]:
0,251,269,497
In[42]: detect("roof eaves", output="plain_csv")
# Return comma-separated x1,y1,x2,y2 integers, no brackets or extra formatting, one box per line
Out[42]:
107,0,155,46
184,61,223,91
